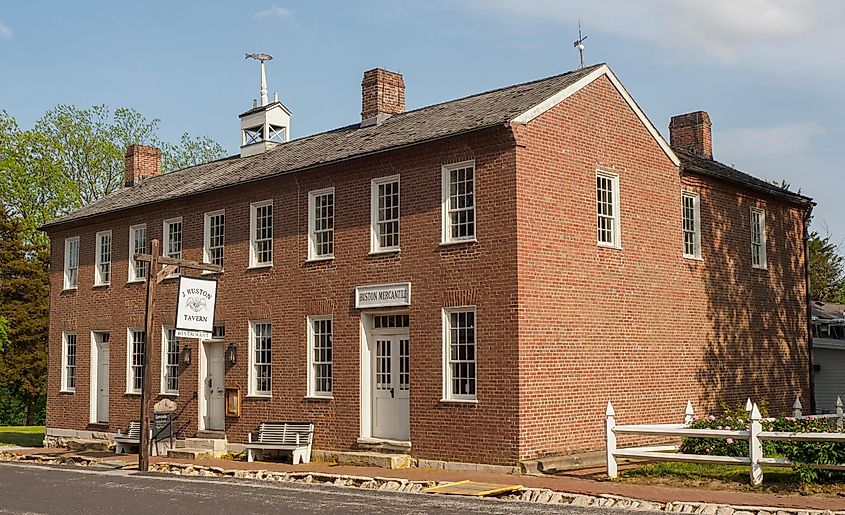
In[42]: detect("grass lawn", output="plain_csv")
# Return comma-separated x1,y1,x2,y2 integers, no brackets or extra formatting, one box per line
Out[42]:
620,462,845,497
0,426,45,447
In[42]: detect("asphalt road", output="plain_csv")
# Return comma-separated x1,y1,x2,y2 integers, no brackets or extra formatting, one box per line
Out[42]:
0,461,649,515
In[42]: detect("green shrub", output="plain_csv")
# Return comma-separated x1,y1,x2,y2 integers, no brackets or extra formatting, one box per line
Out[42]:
678,401,845,483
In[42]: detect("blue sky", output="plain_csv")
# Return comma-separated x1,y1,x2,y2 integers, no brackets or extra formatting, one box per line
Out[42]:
1,1,842,237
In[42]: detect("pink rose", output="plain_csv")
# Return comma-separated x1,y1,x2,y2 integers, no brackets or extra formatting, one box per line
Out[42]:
726,438,734,445
693,415,700,421
708,415,716,421
724,426,731,431
717,426,723,430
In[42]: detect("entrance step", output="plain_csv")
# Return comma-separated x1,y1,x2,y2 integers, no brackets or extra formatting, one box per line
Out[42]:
175,438,227,452
166,448,219,460
196,430,226,439
355,437,411,454
312,450,413,469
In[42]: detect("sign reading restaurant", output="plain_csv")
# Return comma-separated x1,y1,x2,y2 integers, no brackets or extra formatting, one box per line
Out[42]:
175,276,218,339
355,282,411,309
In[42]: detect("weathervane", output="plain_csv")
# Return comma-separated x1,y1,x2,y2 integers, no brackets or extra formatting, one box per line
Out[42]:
245,53,274,106
573,21,587,68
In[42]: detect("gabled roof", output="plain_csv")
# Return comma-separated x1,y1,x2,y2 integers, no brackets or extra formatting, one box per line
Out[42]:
812,301,845,322
44,64,606,229
675,147,813,206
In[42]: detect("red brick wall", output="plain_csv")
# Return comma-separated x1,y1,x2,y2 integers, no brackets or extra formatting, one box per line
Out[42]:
46,128,522,465
513,75,809,461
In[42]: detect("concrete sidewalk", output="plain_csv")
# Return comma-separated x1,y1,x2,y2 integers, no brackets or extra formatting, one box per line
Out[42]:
5,448,844,511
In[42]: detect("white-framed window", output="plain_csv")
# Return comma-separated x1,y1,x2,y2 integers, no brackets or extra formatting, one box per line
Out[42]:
94,230,112,286
249,200,273,267
441,161,476,244
596,171,621,248
203,210,225,269
61,332,77,392
371,175,400,253
307,316,333,398
681,191,702,259
442,307,477,401
128,224,147,282
751,207,767,269
126,328,146,394
248,321,272,396
163,217,182,276
308,188,335,260
63,237,79,290
161,327,180,395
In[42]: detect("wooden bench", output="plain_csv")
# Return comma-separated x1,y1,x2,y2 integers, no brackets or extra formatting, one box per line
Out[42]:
244,422,314,464
114,421,141,454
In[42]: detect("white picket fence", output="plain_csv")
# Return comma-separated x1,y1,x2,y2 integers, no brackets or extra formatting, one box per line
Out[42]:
605,397,845,485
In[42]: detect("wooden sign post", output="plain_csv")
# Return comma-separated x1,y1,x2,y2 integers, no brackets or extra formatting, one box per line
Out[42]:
134,239,223,472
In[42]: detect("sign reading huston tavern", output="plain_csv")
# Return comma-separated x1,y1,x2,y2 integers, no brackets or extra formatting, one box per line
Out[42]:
355,282,411,309
175,276,218,338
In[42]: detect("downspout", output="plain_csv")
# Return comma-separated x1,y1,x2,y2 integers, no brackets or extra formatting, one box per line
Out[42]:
804,203,816,414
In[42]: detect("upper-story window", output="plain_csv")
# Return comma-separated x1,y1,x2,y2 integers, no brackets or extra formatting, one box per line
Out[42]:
250,200,273,267
128,224,147,282
163,217,182,276
268,125,286,143
371,175,400,253
161,327,180,395
441,161,476,244
63,237,79,290
751,207,767,269
204,210,225,269
244,126,262,145
61,332,77,392
94,230,112,286
308,188,335,260
682,191,701,259
596,171,621,248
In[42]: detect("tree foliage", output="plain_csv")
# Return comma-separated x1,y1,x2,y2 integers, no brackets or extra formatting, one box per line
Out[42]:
809,231,845,304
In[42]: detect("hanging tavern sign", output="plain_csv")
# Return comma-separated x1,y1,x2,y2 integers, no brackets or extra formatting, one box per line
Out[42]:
355,282,411,309
175,276,218,339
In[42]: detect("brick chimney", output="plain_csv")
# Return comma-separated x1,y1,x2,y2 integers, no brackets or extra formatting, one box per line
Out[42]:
361,68,405,127
669,111,713,159
124,144,161,187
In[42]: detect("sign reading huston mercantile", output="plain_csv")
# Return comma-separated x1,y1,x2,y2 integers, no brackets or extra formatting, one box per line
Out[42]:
355,282,411,309
175,276,218,338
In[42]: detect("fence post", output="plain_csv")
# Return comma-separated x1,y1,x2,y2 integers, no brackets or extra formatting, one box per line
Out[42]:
684,400,694,425
749,403,763,486
836,396,844,431
745,398,753,413
792,397,802,419
606,401,618,479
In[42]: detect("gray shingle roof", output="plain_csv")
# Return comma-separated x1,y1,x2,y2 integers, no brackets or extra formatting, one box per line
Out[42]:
44,64,605,229
675,147,813,206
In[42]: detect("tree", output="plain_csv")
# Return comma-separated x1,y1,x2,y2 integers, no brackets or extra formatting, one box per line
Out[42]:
161,132,227,172
808,231,845,303
0,207,49,425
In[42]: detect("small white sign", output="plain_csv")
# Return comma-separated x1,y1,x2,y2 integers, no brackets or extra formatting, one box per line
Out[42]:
175,276,218,334
355,282,411,309
175,329,212,340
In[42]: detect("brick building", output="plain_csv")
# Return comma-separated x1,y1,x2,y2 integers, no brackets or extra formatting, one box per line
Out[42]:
42,63,814,466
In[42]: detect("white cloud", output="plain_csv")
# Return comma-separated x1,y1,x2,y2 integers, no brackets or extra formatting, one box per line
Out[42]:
0,21,13,40
254,5,294,20
462,0,845,66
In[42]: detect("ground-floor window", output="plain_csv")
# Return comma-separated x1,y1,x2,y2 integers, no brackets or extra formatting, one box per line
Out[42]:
61,332,76,392
307,316,333,398
161,327,179,394
443,307,477,401
127,329,145,394
249,321,272,396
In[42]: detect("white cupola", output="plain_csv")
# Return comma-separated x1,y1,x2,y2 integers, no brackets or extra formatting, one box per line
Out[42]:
240,53,291,157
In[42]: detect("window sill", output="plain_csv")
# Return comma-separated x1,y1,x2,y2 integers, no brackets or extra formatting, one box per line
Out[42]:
244,394,272,399
92,283,110,288
124,391,141,396
752,265,768,271
439,398,479,405
597,243,623,250
305,256,334,263
158,392,179,398
303,395,334,401
61,287,78,293
59,389,75,394
368,248,400,256
439,238,478,247
247,264,272,270
202,269,223,275
683,255,704,262
126,279,146,284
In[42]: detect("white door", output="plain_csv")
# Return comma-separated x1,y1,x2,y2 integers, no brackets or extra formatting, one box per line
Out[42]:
204,343,225,431
96,336,109,423
372,335,410,441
